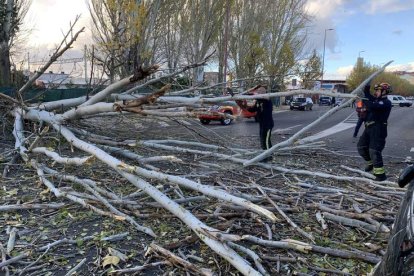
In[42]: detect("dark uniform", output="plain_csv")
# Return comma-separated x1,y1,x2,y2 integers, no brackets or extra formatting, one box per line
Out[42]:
237,89,274,162
249,99,274,150
357,83,392,181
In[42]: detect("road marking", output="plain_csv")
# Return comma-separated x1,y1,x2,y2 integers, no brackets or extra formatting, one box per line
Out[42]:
299,122,355,143
274,110,289,114
411,147,414,152
178,119,192,125
272,124,302,134
343,112,358,123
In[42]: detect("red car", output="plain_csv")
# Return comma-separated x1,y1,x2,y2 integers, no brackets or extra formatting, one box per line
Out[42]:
198,100,257,125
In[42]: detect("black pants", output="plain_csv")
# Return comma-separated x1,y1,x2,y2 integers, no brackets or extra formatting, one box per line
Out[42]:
353,117,365,137
357,123,387,169
259,124,273,150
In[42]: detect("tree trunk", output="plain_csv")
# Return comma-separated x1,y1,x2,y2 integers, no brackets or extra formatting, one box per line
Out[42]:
0,42,11,86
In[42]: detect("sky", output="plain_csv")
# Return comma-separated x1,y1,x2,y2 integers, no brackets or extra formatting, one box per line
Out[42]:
305,0,414,79
21,0,414,80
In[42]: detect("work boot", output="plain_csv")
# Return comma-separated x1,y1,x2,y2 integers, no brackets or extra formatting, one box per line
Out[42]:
364,164,373,172
374,173,387,182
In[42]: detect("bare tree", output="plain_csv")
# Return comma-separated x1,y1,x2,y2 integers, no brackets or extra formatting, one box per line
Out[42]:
155,0,185,72
228,0,269,79
88,0,162,82
179,0,226,84
228,0,309,86
297,49,322,89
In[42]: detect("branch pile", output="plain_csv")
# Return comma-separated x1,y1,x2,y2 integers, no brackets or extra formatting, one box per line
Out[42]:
0,21,403,275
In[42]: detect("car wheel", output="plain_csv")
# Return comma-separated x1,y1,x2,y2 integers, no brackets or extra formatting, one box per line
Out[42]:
221,111,233,125
200,119,210,125
290,106,293,110
254,115,259,122
310,106,312,110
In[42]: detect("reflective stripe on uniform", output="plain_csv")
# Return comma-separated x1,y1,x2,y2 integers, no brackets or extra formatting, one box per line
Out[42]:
365,121,375,127
373,167,385,174
265,129,271,149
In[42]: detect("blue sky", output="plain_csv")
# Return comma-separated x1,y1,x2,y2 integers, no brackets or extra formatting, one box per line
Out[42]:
306,0,414,79
23,0,414,80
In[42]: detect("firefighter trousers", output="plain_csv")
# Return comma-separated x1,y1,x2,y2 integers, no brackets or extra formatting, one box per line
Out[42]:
259,124,273,150
357,123,387,171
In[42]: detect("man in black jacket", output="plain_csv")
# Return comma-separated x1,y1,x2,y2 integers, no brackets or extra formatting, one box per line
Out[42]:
237,85,274,161
357,82,392,181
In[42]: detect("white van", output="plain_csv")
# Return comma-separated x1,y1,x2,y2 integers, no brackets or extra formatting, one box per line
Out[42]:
397,96,413,107
387,95,413,107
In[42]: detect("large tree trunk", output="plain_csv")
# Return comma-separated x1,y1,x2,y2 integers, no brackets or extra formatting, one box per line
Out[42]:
0,43,11,86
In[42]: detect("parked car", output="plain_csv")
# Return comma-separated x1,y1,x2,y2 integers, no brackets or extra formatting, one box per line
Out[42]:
198,100,257,125
397,96,413,107
387,95,412,107
334,98,344,107
319,96,331,106
290,97,313,111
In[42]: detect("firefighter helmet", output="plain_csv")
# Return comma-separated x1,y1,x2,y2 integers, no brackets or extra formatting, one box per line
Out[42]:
374,83,392,94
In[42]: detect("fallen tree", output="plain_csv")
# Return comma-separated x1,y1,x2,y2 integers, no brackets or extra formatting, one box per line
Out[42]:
0,19,404,276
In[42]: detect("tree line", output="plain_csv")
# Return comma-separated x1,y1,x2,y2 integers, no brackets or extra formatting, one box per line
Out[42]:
1,0,413,94
347,58,414,96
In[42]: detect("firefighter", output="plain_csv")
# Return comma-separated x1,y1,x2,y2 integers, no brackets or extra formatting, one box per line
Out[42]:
237,85,274,161
357,82,392,181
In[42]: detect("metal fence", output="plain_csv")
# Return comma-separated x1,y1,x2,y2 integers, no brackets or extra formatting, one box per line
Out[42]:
1,87,90,103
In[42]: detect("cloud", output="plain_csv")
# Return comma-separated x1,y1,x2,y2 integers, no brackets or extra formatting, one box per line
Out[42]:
363,0,414,14
386,62,414,72
25,0,91,46
305,0,347,19
392,29,402,35
337,65,354,76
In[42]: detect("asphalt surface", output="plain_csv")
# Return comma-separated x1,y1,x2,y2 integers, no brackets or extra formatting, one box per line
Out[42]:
187,104,414,162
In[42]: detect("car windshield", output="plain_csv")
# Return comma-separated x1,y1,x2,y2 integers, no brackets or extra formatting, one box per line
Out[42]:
294,98,306,102
398,96,404,100
320,97,330,101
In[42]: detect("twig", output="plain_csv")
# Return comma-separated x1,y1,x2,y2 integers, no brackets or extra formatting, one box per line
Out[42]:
228,242,269,276
110,261,170,275
18,247,51,276
0,232,129,269
64,258,87,276
0,202,65,212
148,243,213,276
242,235,381,264
0,243,9,276
251,181,315,242
322,212,386,233
6,228,17,255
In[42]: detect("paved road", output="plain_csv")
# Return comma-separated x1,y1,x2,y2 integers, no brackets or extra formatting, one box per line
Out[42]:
153,104,414,162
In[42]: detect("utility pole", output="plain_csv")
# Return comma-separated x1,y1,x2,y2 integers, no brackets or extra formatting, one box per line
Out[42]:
27,52,30,72
222,0,230,94
321,28,334,85
84,45,88,83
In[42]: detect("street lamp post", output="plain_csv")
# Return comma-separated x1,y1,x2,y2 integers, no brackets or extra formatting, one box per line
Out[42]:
358,50,365,58
321,28,334,85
